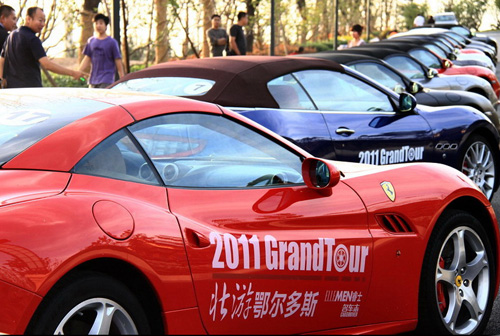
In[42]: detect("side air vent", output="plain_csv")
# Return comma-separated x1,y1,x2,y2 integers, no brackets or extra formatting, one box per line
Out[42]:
376,214,414,233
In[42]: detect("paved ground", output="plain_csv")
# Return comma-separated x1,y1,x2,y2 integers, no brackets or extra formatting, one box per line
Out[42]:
483,30,500,336
397,30,500,336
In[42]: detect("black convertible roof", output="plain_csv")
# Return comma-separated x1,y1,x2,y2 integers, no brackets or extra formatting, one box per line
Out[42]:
336,47,411,60
112,56,345,108
294,52,379,64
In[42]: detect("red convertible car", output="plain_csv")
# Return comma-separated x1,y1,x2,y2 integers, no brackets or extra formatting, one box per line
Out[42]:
0,88,498,335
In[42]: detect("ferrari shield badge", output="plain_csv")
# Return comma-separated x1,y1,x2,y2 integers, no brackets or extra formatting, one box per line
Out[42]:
381,181,396,202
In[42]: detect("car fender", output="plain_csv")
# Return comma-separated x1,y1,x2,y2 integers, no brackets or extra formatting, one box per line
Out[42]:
416,104,499,164
0,176,199,314
336,161,499,324
417,90,499,131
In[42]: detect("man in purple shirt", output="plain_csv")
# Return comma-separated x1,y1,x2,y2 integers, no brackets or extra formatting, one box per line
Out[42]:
78,13,124,88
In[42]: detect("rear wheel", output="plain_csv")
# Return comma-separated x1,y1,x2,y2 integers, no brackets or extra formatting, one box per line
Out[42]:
459,135,497,200
26,271,151,335
417,210,496,335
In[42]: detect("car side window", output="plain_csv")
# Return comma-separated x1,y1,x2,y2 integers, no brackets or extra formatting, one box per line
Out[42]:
348,62,406,93
73,129,161,185
408,49,441,69
293,69,394,112
424,44,447,58
385,56,425,79
450,26,469,37
128,113,304,188
267,75,316,110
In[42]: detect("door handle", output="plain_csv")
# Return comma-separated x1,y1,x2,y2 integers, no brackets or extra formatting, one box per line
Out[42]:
184,228,211,248
336,127,355,135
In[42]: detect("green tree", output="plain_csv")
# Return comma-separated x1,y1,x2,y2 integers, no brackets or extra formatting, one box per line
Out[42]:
399,2,428,30
449,0,488,30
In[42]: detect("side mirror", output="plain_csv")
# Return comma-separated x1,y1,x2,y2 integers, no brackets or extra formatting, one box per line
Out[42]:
447,53,457,61
399,92,417,113
410,81,423,94
394,84,405,94
427,68,438,79
302,158,340,194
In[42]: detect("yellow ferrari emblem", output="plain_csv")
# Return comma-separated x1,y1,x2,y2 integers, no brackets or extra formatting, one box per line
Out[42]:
455,275,463,287
381,181,396,202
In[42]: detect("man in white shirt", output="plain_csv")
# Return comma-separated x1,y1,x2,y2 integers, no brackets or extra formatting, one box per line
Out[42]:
413,14,425,27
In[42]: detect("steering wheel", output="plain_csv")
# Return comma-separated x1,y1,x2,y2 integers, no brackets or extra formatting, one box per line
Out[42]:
247,174,285,187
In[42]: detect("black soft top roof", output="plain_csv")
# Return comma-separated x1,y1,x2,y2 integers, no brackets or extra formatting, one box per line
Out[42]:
295,52,379,65
359,41,428,53
112,55,345,108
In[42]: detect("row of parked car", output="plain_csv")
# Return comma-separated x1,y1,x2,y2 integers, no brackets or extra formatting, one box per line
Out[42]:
110,24,500,201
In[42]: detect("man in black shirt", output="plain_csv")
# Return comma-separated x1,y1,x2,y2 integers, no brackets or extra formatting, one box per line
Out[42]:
0,7,84,88
207,14,228,57
0,5,16,50
228,12,248,56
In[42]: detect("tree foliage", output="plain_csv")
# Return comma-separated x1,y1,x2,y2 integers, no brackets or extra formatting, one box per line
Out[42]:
398,2,429,31
6,0,495,81
448,0,489,30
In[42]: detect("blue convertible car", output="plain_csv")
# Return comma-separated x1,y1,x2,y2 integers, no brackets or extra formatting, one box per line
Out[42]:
110,56,500,199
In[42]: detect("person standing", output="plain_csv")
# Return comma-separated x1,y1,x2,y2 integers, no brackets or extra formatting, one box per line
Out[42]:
206,14,228,57
427,15,435,26
347,24,366,48
0,5,17,49
413,13,425,27
228,11,248,56
78,13,124,88
0,7,85,88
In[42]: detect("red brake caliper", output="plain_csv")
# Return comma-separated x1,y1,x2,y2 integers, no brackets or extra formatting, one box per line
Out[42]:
437,257,447,313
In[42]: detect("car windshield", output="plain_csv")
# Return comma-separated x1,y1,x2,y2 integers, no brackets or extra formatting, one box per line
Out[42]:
424,44,447,58
408,49,442,69
112,77,216,96
348,62,406,93
438,37,455,50
450,26,471,37
0,92,112,165
446,31,467,44
385,55,426,79
434,15,455,21
434,40,452,52
289,69,394,112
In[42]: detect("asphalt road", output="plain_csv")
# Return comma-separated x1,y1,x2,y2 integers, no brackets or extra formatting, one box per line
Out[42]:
395,31,500,335
482,29,500,336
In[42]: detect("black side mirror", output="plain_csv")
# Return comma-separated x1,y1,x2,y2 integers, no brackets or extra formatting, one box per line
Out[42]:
399,93,417,113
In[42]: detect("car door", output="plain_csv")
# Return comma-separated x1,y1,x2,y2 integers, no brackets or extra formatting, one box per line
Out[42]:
291,69,434,166
127,112,372,334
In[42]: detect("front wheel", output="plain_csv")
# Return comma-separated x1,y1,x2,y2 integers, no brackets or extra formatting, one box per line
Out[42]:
459,135,497,200
417,210,496,335
26,271,151,335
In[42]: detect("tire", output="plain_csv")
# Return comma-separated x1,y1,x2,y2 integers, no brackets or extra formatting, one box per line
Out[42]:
417,210,496,335
26,271,151,335
458,135,497,200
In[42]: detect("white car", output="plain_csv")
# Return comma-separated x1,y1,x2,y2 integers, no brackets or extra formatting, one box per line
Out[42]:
433,12,458,25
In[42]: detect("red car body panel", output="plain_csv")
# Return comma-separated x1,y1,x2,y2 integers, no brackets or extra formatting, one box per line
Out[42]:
437,65,500,98
0,89,497,334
